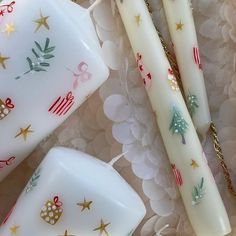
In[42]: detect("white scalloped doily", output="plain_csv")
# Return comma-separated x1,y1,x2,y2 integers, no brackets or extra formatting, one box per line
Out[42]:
1,0,236,236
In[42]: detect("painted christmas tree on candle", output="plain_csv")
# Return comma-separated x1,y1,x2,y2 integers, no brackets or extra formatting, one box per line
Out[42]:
169,107,188,144
187,93,199,117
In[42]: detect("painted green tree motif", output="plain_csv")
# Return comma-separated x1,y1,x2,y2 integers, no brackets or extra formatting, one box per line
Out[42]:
25,168,41,193
15,37,55,80
192,177,205,206
169,106,188,144
187,93,199,117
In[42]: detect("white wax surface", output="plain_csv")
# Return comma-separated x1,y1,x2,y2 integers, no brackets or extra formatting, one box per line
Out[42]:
0,147,146,235
0,0,109,181
162,0,211,137
115,0,231,235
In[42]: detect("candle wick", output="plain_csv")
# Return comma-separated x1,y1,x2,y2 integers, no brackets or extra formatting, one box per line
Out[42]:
87,0,103,13
108,151,128,166
156,224,170,236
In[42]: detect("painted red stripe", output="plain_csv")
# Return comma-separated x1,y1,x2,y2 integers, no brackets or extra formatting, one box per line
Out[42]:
194,47,201,66
178,170,183,185
53,98,65,113
173,169,179,185
56,99,69,115
48,96,61,112
177,171,181,186
62,102,75,115
58,100,73,116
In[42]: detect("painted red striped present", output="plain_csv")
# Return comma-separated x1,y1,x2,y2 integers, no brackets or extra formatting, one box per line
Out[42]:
193,47,202,70
171,164,183,186
48,91,75,116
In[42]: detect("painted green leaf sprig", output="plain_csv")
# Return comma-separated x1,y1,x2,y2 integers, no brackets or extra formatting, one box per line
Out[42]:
15,38,55,80
25,168,41,193
192,177,205,206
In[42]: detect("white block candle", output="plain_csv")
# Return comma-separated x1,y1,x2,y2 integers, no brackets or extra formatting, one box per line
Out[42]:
115,0,231,235
162,0,211,137
0,0,109,181
0,147,146,236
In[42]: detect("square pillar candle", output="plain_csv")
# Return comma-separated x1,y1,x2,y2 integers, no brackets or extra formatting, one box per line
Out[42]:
0,0,109,181
0,147,146,236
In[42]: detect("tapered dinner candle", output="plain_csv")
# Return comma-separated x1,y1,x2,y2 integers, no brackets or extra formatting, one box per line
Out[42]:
162,0,211,137
115,1,231,236
0,147,146,235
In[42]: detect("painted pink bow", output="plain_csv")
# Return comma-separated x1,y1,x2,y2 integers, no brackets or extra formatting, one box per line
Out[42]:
69,62,92,89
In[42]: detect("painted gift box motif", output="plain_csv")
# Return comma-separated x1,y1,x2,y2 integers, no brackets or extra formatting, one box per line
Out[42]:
40,196,63,225
0,98,14,120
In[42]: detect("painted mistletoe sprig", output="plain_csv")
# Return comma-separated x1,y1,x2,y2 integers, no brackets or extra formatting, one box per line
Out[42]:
25,168,41,193
15,37,55,80
192,177,205,206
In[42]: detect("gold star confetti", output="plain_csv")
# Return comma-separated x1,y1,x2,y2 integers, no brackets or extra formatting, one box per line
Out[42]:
34,10,50,32
15,124,34,141
10,225,20,234
176,21,184,31
0,53,10,69
93,219,110,236
77,198,93,211
58,230,74,236
135,14,141,26
191,159,199,169
3,23,15,35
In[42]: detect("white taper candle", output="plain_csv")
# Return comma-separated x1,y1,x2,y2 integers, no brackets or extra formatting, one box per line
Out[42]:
115,0,231,235
162,0,211,137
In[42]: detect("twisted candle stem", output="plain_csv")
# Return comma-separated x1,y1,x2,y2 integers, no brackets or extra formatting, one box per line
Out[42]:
144,0,236,197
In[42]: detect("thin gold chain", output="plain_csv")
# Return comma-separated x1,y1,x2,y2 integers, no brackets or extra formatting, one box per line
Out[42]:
144,0,184,94
144,0,236,196
210,123,236,196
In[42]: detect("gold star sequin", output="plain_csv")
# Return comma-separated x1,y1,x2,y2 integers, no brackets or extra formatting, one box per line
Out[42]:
190,159,199,169
93,219,110,236
176,21,184,31
77,198,93,211
58,230,74,236
135,14,141,26
34,10,50,32
3,23,15,35
0,53,10,69
15,125,34,141
10,225,20,234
